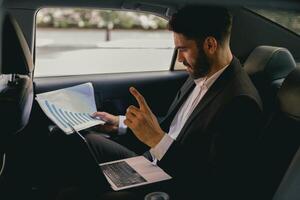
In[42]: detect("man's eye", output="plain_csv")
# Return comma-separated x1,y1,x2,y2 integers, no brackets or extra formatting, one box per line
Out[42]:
177,48,186,52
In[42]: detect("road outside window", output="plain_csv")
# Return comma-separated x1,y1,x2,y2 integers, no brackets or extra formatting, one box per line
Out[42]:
35,8,174,77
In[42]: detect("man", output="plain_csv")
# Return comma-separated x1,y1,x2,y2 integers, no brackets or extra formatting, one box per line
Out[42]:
84,5,262,199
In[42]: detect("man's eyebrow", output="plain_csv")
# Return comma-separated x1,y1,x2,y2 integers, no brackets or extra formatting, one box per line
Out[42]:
175,46,186,49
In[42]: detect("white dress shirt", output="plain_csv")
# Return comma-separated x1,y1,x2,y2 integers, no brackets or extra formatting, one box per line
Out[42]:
118,115,127,135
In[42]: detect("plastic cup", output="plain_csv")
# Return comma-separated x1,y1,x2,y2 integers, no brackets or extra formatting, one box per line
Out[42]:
144,191,170,200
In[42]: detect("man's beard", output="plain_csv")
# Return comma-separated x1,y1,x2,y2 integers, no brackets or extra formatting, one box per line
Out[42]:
184,50,210,79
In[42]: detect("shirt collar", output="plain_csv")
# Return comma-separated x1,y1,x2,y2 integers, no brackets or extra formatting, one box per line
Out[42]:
194,64,229,89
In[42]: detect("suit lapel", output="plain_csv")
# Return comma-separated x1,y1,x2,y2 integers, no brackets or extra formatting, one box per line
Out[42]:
160,78,195,129
168,78,195,115
176,57,241,141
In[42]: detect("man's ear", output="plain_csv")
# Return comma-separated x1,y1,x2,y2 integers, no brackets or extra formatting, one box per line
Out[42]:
203,36,217,55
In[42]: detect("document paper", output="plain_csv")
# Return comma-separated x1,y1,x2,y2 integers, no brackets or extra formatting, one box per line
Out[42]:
36,82,105,134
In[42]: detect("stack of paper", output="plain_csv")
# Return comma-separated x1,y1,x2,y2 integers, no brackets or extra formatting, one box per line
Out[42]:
36,82,105,134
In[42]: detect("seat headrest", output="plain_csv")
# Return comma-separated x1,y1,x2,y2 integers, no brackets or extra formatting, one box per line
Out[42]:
0,74,33,140
1,14,33,75
244,46,296,82
278,67,300,121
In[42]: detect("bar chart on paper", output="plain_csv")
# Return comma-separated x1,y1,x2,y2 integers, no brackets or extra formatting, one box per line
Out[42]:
43,100,103,133
36,82,105,134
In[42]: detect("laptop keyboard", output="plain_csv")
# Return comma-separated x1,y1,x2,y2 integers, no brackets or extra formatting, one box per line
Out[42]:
100,161,147,188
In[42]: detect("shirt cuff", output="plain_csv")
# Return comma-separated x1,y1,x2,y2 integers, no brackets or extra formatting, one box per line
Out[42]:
118,115,127,135
149,134,174,161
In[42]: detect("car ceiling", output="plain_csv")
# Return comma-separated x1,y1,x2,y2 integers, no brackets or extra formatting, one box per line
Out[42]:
2,0,300,15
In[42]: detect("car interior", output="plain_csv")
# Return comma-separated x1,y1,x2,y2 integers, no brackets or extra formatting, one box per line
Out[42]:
0,0,300,199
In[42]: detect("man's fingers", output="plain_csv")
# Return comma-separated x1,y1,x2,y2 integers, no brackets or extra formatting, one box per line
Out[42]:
92,111,119,125
129,87,144,107
92,112,106,120
92,111,103,117
124,118,133,127
129,87,150,111
126,105,144,125
125,110,136,121
126,105,140,115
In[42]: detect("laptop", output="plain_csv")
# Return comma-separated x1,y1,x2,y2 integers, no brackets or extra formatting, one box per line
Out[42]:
100,156,172,191
71,127,171,191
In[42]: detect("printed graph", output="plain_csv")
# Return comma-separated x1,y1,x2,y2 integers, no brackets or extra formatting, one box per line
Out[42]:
44,100,99,129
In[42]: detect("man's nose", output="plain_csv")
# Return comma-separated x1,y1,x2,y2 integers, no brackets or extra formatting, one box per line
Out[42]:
177,51,184,63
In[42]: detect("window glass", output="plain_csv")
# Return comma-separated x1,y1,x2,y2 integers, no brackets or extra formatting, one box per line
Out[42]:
254,8,300,36
35,8,174,77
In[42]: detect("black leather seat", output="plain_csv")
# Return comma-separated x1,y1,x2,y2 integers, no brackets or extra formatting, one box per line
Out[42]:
244,45,296,117
0,13,34,197
272,67,300,200
253,67,300,199
273,148,300,200
244,46,298,199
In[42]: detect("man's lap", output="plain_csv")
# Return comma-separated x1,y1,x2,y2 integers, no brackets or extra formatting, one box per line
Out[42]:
84,132,137,163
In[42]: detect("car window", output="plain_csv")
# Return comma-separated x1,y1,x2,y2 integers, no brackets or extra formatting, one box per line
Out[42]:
253,8,300,36
35,8,174,77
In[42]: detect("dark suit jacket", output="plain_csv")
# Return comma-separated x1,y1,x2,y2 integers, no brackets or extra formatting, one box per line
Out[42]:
156,57,263,199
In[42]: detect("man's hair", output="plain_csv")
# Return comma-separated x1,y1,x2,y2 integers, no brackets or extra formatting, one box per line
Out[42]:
168,5,232,45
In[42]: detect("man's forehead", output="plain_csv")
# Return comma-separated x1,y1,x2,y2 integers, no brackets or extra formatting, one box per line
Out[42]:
173,32,195,47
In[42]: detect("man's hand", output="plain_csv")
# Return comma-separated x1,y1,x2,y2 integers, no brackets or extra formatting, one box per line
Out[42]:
92,111,119,134
124,87,165,148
